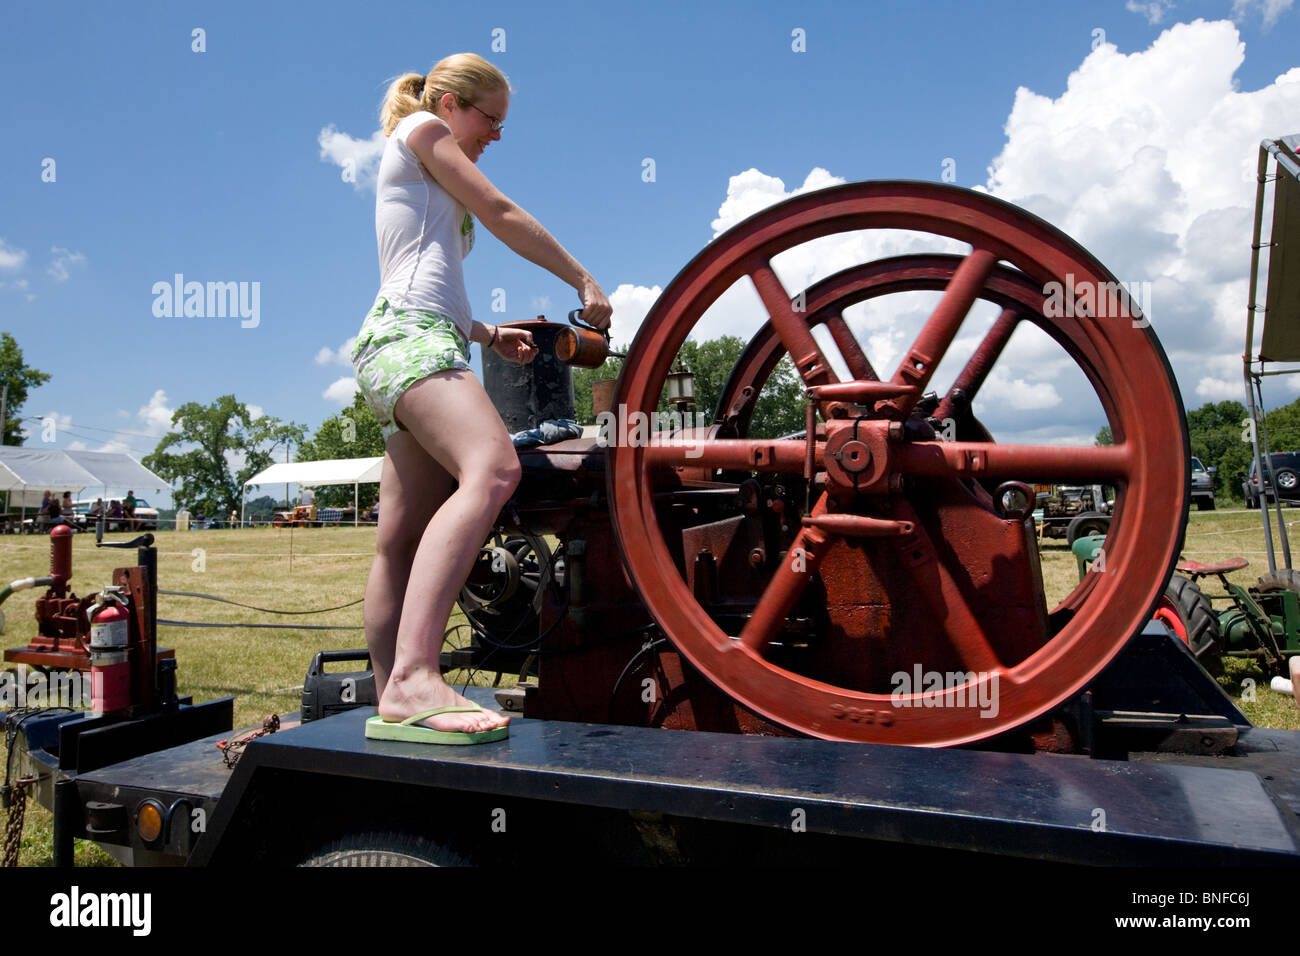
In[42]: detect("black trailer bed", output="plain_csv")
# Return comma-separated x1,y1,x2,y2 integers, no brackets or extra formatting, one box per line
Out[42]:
178,690,1300,866
13,682,1300,866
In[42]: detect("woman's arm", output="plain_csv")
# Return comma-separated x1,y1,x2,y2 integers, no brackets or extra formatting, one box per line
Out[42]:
467,319,539,365
405,119,612,329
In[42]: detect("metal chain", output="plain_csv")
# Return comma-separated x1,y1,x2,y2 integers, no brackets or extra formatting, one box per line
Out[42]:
2,776,35,867
216,714,280,768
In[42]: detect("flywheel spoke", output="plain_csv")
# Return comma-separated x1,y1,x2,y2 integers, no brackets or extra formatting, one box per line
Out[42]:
643,437,811,473
824,313,878,381
879,249,1000,419
749,260,839,390
935,307,1022,420
738,501,835,653
893,441,1131,484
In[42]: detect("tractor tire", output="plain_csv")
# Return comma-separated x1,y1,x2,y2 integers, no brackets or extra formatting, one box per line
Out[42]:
299,831,470,867
1065,512,1110,548
1158,574,1222,673
1251,569,1300,678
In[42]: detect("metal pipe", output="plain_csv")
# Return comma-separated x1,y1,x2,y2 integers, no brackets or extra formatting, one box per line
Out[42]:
1263,137,1300,182
1245,142,1275,572
52,778,75,867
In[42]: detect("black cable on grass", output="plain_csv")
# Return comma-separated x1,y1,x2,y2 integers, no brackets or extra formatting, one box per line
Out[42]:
157,619,362,631
157,590,363,615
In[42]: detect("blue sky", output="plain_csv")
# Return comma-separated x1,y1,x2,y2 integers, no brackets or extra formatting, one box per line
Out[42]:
2,0,1298,506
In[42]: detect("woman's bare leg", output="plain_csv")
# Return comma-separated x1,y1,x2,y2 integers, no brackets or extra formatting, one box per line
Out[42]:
363,431,455,702
374,369,519,734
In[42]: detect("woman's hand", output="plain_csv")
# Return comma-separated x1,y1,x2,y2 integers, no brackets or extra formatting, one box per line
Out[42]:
491,326,538,364
577,279,612,331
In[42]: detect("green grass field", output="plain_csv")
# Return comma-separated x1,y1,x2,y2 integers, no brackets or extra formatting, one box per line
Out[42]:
1,507,1298,866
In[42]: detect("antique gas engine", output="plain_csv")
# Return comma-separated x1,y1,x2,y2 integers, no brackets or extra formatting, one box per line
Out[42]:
459,182,1186,749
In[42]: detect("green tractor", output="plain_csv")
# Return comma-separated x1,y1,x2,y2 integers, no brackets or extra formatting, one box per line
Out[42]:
1071,538,1298,679
1158,559,1300,679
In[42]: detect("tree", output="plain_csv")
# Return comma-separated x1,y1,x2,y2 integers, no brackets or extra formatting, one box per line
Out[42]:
0,332,51,445
296,393,386,507
674,336,805,438
570,335,805,438
144,396,306,517
1094,425,1113,446
1186,400,1250,496
571,346,626,424
245,494,285,520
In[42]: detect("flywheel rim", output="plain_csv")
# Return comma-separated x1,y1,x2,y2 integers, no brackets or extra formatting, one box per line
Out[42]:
608,180,1188,746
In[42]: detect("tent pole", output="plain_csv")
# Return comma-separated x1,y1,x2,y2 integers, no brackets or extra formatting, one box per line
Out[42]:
354,482,359,526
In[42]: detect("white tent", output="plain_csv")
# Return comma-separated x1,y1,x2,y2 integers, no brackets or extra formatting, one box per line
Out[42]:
241,457,383,526
0,447,168,514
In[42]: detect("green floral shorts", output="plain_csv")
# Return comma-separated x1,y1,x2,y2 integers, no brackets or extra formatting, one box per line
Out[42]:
350,295,472,440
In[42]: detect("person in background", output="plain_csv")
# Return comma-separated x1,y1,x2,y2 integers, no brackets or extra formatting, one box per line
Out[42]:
124,490,138,530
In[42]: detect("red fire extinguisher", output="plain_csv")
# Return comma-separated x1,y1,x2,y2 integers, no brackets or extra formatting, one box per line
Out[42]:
88,589,132,714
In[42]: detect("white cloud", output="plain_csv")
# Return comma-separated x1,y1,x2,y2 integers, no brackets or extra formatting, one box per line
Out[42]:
0,239,27,271
318,125,387,192
608,283,662,343
691,167,963,351
66,440,87,451
710,167,845,238
47,246,85,282
315,336,357,365
608,20,1297,443
973,367,1062,412
40,411,73,431
323,377,358,405
1127,0,1176,24
138,389,174,434
1232,0,1294,29
1196,376,1247,399
530,296,554,314
246,404,264,420
981,18,1300,421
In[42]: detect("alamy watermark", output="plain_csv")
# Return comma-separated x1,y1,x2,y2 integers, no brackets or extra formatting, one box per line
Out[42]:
50,886,150,936
889,665,1000,718
152,274,260,328
1,668,90,709
1042,274,1150,327
595,404,712,458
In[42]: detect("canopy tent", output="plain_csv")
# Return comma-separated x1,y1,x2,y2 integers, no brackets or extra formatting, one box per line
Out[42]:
1243,133,1300,573
0,447,168,513
241,457,383,526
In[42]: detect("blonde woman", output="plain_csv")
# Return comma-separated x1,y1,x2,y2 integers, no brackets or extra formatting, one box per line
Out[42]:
354,54,612,744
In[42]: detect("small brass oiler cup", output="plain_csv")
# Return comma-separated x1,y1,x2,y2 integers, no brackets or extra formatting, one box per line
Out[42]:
554,309,624,368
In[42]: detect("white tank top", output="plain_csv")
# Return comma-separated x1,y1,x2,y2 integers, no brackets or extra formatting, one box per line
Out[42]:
375,111,476,337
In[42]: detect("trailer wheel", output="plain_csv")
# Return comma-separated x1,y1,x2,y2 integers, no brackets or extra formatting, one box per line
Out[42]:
300,831,469,867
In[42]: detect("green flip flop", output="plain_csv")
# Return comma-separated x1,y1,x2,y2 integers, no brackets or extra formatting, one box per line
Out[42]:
365,705,510,745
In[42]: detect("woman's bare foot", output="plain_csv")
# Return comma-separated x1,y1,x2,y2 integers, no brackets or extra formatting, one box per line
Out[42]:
377,667,510,733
